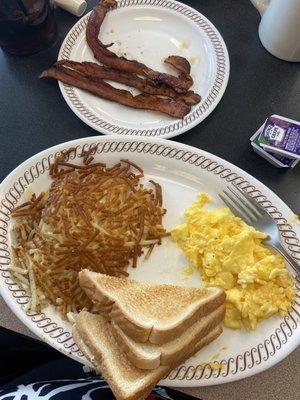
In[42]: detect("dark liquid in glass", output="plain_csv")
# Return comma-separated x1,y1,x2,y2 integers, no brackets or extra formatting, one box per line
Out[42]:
0,0,57,55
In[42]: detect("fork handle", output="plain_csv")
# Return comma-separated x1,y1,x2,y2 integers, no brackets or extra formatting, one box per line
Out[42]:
273,243,300,276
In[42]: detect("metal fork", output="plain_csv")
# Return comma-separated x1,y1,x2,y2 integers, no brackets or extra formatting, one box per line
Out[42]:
219,186,300,275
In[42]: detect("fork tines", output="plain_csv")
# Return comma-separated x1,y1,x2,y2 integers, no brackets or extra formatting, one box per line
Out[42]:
219,186,269,225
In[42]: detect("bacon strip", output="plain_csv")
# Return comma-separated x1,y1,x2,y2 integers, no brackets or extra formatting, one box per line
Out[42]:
40,65,191,118
165,56,191,75
164,55,193,88
56,60,201,106
86,0,193,93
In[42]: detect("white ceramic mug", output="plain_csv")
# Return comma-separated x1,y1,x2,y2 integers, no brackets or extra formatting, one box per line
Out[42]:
250,0,300,62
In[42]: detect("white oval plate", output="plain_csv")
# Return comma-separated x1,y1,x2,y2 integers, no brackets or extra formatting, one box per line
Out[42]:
0,136,299,387
57,0,229,138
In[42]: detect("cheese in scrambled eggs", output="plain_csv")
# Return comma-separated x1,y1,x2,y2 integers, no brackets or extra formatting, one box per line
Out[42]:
171,193,295,330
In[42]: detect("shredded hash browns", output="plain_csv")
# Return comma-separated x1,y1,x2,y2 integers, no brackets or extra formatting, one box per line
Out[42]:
10,146,169,316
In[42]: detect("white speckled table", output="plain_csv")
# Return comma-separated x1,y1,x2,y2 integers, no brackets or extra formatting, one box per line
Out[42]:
1,295,299,399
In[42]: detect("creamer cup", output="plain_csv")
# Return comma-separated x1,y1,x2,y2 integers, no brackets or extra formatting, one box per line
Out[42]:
258,115,300,159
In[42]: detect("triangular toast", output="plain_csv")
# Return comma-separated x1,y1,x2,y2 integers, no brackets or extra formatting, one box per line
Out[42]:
73,311,222,400
79,270,225,344
111,305,225,369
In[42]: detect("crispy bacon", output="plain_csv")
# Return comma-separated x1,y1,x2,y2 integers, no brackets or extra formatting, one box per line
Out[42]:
86,0,193,93
164,56,193,88
165,56,191,75
40,65,191,118
56,60,201,105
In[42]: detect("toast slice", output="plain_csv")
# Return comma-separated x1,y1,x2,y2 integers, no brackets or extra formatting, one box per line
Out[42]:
111,305,225,370
72,311,222,400
79,270,225,344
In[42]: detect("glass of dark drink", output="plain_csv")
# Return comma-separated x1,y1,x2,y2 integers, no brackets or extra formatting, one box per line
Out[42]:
0,0,57,55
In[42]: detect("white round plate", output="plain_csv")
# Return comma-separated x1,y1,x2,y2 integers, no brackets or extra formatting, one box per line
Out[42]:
57,0,229,138
0,136,299,387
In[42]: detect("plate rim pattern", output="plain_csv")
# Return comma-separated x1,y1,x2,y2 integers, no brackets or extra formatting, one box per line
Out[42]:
58,0,229,138
0,138,299,385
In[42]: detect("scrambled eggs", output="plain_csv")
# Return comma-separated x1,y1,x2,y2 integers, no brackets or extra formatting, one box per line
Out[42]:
172,193,295,330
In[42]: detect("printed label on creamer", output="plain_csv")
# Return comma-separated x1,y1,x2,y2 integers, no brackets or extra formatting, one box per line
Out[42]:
265,124,285,142
258,115,300,158
251,127,298,167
